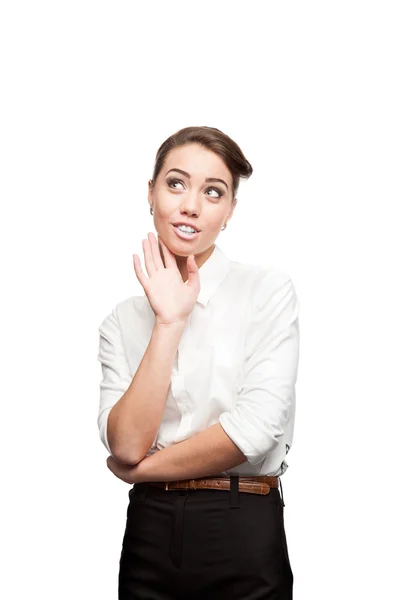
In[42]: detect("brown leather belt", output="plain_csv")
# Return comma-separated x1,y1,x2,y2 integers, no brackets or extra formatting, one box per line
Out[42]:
147,475,279,496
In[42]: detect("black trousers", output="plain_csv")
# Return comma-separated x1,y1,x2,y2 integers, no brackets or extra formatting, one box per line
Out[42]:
118,476,293,599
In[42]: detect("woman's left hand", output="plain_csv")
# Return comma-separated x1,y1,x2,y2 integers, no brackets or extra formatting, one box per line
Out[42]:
106,455,145,484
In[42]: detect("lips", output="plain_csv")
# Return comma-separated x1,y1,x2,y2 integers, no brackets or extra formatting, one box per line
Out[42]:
172,224,201,240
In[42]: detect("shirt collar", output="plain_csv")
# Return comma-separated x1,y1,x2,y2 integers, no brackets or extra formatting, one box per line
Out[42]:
193,244,231,307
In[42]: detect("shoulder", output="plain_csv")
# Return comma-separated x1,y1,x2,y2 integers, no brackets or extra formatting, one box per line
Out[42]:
238,261,298,318
228,258,295,302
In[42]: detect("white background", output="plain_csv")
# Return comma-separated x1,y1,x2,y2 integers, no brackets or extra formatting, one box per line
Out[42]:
1,1,398,598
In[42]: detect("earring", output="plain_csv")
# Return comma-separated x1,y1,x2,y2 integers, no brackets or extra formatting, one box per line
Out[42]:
150,207,154,215
222,223,227,231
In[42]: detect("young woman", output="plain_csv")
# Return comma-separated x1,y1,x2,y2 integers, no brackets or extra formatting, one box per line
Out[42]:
97,125,299,599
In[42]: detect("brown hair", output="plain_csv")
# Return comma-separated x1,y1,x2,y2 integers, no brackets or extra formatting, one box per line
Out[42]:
150,126,253,200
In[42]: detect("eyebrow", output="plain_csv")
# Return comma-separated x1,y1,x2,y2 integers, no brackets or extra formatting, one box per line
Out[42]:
165,168,229,190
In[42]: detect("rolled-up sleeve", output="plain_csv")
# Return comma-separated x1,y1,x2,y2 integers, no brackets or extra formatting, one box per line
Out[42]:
219,270,300,468
97,308,132,454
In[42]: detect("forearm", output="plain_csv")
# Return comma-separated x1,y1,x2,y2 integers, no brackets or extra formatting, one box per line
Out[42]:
136,422,248,481
108,320,186,464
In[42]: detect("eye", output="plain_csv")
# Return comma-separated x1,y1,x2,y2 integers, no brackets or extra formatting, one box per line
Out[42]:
166,178,224,199
167,178,184,190
206,186,224,199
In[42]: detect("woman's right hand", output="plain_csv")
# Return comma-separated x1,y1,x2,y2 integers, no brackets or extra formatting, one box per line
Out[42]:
133,232,201,326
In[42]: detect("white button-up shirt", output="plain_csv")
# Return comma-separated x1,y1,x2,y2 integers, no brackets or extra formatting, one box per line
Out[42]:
97,244,300,477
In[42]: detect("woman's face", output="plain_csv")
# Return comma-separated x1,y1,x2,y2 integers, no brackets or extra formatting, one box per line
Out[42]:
148,143,236,259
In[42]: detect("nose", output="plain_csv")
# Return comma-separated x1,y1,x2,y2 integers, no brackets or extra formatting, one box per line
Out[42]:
180,194,201,217
180,208,199,218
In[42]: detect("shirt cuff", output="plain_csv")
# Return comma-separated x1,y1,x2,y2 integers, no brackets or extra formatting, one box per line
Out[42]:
219,411,268,468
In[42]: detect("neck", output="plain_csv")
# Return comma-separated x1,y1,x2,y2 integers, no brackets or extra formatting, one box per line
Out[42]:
174,244,215,282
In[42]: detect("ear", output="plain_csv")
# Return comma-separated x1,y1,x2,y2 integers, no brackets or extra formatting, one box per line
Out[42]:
148,179,153,202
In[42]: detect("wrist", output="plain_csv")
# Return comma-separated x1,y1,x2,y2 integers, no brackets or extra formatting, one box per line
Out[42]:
154,317,188,329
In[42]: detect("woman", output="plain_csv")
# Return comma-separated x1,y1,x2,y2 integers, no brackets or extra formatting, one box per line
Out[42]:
97,125,299,599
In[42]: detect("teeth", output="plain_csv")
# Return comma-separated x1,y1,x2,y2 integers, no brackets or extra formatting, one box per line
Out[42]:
176,225,196,233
